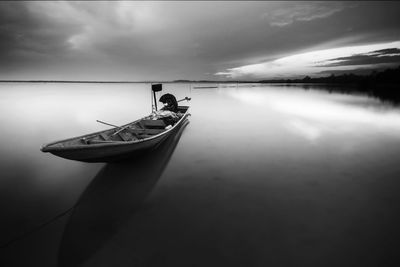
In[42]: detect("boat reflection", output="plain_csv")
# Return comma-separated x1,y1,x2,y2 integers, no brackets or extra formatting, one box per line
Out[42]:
57,119,189,267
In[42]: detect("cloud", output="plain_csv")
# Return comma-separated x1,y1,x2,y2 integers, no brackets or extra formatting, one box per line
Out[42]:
262,2,347,27
0,1,400,80
0,2,84,75
320,48,400,67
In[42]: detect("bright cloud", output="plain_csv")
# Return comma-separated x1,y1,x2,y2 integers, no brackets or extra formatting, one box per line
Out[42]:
216,41,400,79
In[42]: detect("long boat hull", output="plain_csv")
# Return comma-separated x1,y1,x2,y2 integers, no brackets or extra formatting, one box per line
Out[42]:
41,106,190,162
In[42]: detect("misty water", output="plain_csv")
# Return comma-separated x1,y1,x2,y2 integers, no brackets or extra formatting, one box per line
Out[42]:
1,82,400,266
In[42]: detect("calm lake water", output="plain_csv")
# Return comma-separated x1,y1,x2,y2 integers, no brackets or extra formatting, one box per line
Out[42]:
1,82,400,266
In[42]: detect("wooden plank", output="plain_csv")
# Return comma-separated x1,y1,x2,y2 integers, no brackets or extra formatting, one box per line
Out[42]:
140,120,166,129
128,128,164,135
100,133,109,140
118,132,130,141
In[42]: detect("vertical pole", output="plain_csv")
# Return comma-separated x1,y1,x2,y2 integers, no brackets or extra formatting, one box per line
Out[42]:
153,90,158,111
151,83,162,112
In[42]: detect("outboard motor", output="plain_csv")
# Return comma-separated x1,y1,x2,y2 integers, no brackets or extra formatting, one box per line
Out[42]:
159,93,178,113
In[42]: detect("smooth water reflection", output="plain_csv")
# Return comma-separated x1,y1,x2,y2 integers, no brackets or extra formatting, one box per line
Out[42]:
225,86,400,142
1,82,400,266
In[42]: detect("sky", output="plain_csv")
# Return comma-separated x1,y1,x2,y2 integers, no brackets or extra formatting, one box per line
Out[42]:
0,1,400,81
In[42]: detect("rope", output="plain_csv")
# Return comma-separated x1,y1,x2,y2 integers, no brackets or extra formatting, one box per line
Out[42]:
0,204,77,249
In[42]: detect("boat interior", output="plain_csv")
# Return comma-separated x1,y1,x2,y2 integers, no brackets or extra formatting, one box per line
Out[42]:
81,106,189,145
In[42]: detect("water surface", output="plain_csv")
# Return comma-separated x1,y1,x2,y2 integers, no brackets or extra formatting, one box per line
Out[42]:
1,82,400,266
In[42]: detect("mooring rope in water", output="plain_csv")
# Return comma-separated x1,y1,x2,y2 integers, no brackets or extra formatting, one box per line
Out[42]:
0,204,78,249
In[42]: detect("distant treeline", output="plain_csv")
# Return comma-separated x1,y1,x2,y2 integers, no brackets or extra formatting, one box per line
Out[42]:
258,66,400,84
259,66,400,104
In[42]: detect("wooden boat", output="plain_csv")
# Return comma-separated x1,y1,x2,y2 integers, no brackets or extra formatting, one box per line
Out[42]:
41,106,190,162
41,84,191,162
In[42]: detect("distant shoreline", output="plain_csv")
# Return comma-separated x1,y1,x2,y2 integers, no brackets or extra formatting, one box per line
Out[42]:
1,67,399,104
1,65,399,85
0,80,259,83
0,80,153,83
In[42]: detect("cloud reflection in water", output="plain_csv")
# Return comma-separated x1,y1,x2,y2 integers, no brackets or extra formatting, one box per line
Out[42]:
225,86,400,142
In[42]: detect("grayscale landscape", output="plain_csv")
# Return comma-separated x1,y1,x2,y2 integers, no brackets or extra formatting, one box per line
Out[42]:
1,2,400,267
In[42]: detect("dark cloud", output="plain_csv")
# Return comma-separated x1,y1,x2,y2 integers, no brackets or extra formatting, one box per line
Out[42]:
0,2,83,77
321,48,400,67
317,66,394,76
0,4,80,54
0,1,399,80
